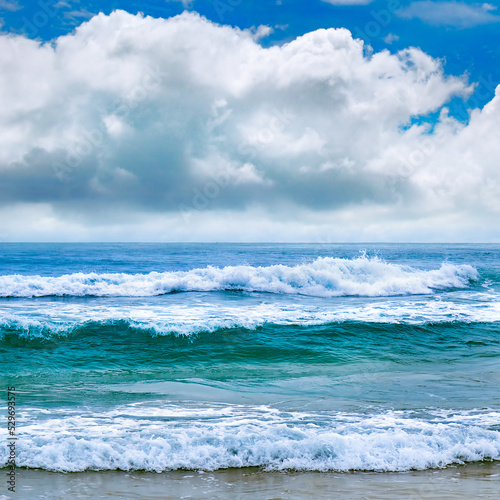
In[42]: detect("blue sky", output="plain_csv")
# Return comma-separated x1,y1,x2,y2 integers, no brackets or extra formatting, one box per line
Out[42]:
0,1,499,241
2,0,499,114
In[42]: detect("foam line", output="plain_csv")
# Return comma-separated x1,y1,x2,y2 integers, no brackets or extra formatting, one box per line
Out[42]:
0,256,478,298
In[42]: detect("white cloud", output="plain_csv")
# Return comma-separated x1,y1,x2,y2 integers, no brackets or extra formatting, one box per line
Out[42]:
397,1,500,28
383,33,399,44
0,0,21,11
166,0,194,8
54,1,72,8
0,11,498,242
63,9,95,24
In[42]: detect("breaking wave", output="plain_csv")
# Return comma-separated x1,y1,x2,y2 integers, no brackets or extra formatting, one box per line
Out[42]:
0,256,478,298
1,297,500,338
3,405,500,472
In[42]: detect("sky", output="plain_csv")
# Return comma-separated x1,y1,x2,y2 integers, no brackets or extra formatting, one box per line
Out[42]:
0,0,499,242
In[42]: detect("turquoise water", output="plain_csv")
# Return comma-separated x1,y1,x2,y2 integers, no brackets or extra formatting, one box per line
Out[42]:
1,244,500,472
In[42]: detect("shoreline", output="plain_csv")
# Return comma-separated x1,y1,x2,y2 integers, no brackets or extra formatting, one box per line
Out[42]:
3,463,500,499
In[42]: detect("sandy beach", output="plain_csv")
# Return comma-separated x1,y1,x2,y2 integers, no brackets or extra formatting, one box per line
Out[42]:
3,463,499,499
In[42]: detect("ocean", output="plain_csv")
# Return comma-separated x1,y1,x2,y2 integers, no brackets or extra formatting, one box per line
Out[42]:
1,243,500,497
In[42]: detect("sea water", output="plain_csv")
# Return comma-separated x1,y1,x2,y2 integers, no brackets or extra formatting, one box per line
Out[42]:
1,243,499,472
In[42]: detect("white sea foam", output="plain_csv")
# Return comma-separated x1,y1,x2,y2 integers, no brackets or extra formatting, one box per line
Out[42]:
3,404,500,472
0,256,477,298
1,293,499,337
0,256,477,297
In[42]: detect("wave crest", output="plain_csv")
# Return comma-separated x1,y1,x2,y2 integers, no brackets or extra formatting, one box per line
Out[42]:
0,256,477,298
4,406,500,472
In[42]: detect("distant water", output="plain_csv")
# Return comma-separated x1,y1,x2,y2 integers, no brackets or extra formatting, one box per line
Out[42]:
1,243,500,472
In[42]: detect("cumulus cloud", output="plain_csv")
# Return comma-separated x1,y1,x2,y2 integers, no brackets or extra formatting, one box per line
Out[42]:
0,11,498,242
397,1,500,28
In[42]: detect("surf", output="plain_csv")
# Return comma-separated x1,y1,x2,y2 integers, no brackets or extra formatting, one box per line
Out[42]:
0,256,478,298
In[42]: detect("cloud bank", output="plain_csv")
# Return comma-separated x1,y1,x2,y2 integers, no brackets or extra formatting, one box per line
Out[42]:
0,11,499,242
397,1,500,28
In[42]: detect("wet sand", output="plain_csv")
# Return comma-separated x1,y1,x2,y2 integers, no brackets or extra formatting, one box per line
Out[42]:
3,463,500,499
